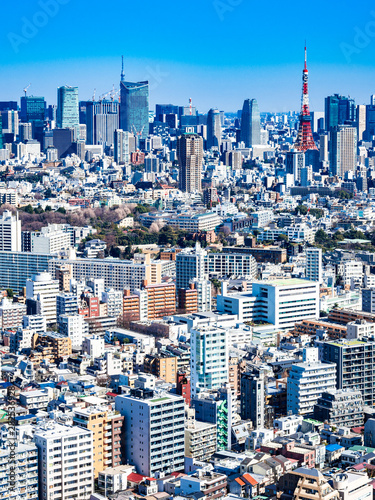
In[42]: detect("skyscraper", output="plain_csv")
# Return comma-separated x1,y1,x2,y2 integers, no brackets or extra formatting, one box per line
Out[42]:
20,96,45,123
85,100,119,145
0,210,21,252
57,85,79,129
114,129,131,164
329,124,357,177
207,108,221,149
240,98,260,147
120,79,149,140
357,104,366,141
177,133,203,193
325,94,356,131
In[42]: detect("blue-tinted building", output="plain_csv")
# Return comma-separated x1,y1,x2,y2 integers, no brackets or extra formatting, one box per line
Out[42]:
120,80,149,140
20,96,45,123
325,94,356,131
57,86,79,129
0,252,54,293
240,98,260,147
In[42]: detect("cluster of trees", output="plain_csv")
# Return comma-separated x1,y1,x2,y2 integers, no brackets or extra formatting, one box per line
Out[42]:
315,228,371,250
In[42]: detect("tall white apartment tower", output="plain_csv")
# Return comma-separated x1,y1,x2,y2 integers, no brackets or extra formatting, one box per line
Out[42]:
34,421,94,500
0,210,21,252
306,247,322,284
176,242,207,291
26,272,60,325
115,390,185,476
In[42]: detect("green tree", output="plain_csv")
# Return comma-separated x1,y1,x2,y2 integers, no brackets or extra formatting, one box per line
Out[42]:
6,289,13,298
57,207,66,214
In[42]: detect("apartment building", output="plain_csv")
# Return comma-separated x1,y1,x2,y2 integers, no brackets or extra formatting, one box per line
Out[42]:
26,272,59,325
313,389,364,428
185,419,217,462
143,353,178,384
115,389,185,476
31,224,73,254
0,443,38,500
73,406,124,478
30,332,72,365
0,297,26,329
0,251,54,293
34,421,94,500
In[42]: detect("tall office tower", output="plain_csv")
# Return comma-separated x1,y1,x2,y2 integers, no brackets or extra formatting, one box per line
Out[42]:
0,443,38,500
57,85,79,129
72,406,124,478
329,124,357,177
287,348,337,416
34,421,94,500
325,94,356,131
0,210,21,252
240,98,260,147
85,100,119,145
190,325,228,397
115,389,185,476
311,111,324,133
177,133,203,193
306,247,322,283
176,243,207,291
207,108,221,149
365,96,375,140
320,339,375,407
19,122,32,142
362,288,375,313
20,96,45,123
357,104,366,141
2,110,19,135
294,46,317,152
286,150,305,182
26,272,60,325
114,129,131,164
320,133,329,162
0,101,17,111
240,367,266,429
120,78,149,140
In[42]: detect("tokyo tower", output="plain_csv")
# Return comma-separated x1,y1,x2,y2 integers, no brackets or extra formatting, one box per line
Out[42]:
294,45,317,152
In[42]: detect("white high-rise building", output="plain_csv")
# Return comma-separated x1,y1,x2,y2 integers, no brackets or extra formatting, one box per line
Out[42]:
102,288,123,318
34,421,94,500
306,247,322,284
114,129,132,164
0,443,38,500
190,325,228,397
0,210,21,252
115,390,185,476
26,272,59,325
59,313,88,349
176,243,207,291
31,224,72,254
287,348,337,416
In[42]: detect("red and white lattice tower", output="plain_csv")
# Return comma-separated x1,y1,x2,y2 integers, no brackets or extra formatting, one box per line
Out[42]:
294,45,317,152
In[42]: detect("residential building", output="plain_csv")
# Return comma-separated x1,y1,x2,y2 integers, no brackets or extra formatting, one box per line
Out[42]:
34,421,94,500
177,133,203,193
241,367,267,429
26,272,59,325
176,243,207,291
330,125,357,177
97,465,135,497
332,471,372,500
306,247,322,283
208,252,257,279
102,288,123,318
287,348,337,416
0,297,26,329
185,419,217,462
31,224,73,254
143,353,178,384
313,389,364,428
56,292,78,317
30,332,72,365
115,389,185,476
114,129,132,164
179,470,227,499
59,314,88,349
278,467,339,500
362,288,375,313
0,443,38,500
73,406,124,478
0,210,21,252
190,325,228,397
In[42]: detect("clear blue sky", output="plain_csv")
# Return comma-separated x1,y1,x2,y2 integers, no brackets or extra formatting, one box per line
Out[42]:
2,0,375,113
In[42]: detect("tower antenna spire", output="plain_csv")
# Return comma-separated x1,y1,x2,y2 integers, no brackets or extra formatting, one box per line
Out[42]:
121,55,125,82
293,43,317,152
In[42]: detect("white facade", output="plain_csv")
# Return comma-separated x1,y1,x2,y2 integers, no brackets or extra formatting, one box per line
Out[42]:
26,272,60,325
176,243,207,290
190,325,228,397
0,210,21,252
0,443,38,500
59,313,88,349
31,224,73,254
346,320,375,340
102,288,123,318
82,335,105,358
306,247,322,284
115,392,185,476
34,421,94,500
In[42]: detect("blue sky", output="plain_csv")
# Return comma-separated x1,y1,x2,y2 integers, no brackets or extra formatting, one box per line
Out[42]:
1,0,375,113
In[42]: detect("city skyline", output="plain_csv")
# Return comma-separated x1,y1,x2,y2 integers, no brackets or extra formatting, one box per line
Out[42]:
2,0,375,112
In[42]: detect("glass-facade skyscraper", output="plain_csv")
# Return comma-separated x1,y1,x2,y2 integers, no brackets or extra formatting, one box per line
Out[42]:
325,94,356,131
20,96,45,123
85,100,119,145
57,86,79,129
207,108,221,149
120,80,149,141
240,98,260,147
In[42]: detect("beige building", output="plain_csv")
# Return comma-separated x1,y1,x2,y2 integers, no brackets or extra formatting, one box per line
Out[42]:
185,419,217,462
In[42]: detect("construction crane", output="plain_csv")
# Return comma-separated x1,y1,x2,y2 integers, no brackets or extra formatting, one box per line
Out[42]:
92,89,96,101
23,84,31,97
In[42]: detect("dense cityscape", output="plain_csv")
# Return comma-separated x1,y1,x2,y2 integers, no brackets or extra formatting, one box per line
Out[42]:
1,36,375,500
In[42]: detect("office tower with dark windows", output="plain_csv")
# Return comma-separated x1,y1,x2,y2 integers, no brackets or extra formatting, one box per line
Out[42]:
329,124,357,177
240,367,266,429
0,101,17,112
240,98,260,147
177,133,203,193
120,80,149,140
207,108,221,149
85,100,119,146
57,85,79,129
20,96,45,123
325,94,356,131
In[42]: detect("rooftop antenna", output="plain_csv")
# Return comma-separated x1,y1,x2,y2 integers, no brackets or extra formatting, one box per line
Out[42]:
121,55,125,82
